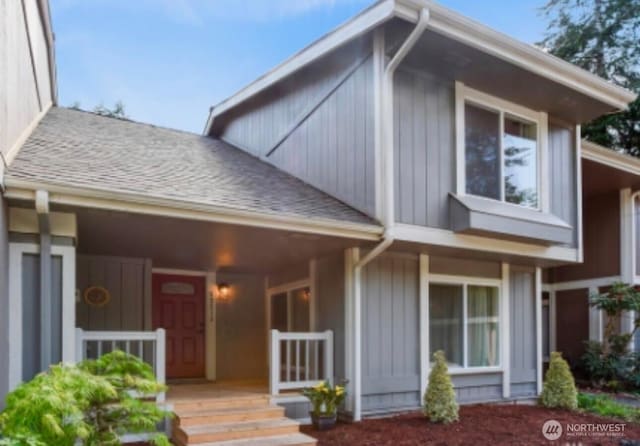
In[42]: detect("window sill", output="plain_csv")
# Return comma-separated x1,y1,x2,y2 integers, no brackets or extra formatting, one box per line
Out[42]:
449,194,573,246
446,366,503,375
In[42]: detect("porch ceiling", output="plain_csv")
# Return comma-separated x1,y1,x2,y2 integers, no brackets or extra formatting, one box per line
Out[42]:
582,158,640,198
66,206,368,273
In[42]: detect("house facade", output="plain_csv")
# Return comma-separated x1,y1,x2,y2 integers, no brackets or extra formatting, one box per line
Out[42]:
0,0,637,433
0,0,57,408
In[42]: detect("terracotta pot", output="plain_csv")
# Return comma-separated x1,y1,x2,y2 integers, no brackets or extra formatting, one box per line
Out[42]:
310,412,337,431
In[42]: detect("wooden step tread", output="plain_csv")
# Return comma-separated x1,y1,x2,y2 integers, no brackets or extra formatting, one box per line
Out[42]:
176,405,283,418
179,418,300,435
187,432,317,446
171,395,271,411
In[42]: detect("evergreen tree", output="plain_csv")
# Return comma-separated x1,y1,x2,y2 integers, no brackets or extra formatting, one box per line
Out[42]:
540,0,639,155
540,351,578,410
423,351,459,423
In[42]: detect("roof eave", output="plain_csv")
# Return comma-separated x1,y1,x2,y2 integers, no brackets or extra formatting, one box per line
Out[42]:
581,140,640,176
3,178,384,241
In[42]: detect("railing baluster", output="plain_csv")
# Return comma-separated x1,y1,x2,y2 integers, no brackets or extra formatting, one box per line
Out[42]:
111,340,116,352
138,340,143,361
286,340,291,382
314,340,319,380
295,340,300,382
97,341,102,358
305,340,310,381
125,341,130,354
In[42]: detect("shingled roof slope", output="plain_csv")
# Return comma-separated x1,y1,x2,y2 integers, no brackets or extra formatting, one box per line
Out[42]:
6,107,378,227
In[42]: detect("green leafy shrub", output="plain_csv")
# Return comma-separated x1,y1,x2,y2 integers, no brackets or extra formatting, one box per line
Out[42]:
582,283,640,390
540,351,578,410
0,351,170,446
578,392,640,422
423,350,459,423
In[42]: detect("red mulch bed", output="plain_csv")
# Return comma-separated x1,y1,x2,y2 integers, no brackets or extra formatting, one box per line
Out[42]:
301,404,640,445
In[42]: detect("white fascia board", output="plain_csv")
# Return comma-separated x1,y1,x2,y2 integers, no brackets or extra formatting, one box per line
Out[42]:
3,180,383,241
405,1,636,110
203,0,396,134
582,140,640,177
394,223,579,263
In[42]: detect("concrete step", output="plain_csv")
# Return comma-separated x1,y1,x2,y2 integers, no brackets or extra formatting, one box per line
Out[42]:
174,418,301,444
171,395,271,412
175,405,285,426
185,432,317,446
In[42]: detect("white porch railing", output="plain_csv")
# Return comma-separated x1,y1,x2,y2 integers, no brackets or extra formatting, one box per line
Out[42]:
75,328,166,402
269,329,333,396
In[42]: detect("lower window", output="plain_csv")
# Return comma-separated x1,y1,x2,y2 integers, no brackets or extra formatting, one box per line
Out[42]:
429,283,500,368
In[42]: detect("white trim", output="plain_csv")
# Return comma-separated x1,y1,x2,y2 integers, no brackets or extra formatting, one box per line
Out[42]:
372,28,385,221
429,273,502,287
419,254,429,399
621,188,634,284
205,272,217,381
265,278,314,334
204,0,396,131
343,247,360,418
582,139,640,176
447,366,503,376
8,242,75,390
309,259,318,331
4,102,52,167
542,276,621,292
3,182,383,242
575,127,584,262
455,81,548,212
394,223,580,262
501,263,510,398
535,267,543,394
588,286,602,342
266,279,311,297
549,290,557,352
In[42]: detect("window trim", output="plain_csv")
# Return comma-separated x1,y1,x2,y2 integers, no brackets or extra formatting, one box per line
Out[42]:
428,273,504,373
455,81,549,212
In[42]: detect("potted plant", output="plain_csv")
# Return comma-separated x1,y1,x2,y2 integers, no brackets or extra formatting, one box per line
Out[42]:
302,380,346,431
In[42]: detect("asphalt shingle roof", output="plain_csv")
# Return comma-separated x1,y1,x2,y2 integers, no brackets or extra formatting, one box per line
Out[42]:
6,107,377,227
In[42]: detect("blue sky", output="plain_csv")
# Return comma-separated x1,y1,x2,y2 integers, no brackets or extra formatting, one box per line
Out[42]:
51,0,549,133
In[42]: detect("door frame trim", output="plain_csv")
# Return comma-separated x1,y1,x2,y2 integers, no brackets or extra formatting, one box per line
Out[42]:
151,269,216,381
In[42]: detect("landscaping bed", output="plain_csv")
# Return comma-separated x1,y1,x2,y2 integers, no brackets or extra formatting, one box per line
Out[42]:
302,404,640,445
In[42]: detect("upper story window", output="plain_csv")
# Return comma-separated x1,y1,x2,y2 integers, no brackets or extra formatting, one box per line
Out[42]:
456,82,548,211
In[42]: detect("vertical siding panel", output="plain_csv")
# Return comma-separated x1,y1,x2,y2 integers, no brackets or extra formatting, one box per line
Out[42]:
412,75,427,226
438,84,454,228
399,73,414,223
425,76,440,228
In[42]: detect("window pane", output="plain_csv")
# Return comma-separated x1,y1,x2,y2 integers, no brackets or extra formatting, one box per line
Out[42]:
504,115,538,207
465,103,500,200
429,284,463,366
467,286,499,367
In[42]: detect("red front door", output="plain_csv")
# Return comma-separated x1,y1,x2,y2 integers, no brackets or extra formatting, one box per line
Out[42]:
152,274,205,379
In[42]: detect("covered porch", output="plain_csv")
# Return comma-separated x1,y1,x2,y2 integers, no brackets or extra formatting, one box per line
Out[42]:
66,205,352,405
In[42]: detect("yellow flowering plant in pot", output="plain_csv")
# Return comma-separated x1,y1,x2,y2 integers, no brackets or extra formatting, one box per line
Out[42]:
302,380,347,431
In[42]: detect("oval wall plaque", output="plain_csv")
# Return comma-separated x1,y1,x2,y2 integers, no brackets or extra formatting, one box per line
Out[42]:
83,286,111,307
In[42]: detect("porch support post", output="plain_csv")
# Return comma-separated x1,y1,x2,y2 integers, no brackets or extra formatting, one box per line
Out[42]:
36,190,52,371
419,254,429,399
344,247,360,419
501,263,510,399
535,267,543,394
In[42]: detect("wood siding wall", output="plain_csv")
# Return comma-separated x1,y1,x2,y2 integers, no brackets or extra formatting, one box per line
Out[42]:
361,252,421,414
452,373,502,403
0,0,53,157
555,288,590,367
216,272,267,380
509,267,537,397
550,191,620,283
394,68,454,228
76,255,150,331
214,41,376,216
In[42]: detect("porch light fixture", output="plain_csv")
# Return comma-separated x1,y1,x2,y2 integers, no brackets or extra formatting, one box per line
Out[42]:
216,283,230,300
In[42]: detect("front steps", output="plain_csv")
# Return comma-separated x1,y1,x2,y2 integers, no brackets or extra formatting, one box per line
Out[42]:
172,394,317,446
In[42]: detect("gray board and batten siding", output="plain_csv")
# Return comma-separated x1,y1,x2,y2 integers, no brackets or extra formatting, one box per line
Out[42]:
359,252,538,414
392,64,579,247
212,37,376,217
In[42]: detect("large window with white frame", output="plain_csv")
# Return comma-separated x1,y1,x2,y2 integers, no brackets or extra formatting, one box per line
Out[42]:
429,281,501,369
457,82,547,210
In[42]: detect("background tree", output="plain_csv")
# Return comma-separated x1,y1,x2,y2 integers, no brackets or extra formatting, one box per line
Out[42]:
69,101,128,120
540,0,639,156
